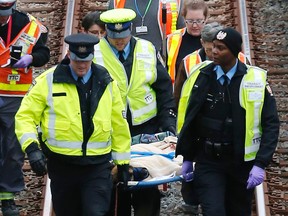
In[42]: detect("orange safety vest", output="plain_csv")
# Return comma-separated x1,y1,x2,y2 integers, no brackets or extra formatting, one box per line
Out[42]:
114,0,181,38
0,17,42,97
166,27,185,83
238,52,247,64
183,49,202,77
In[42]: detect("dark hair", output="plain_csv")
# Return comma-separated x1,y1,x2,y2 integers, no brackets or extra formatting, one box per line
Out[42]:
82,11,105,31
181,0,209,19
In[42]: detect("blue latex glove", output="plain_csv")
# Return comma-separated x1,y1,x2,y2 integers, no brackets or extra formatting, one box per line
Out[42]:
247,165,265,189
181,161,194,182
13,54,33,68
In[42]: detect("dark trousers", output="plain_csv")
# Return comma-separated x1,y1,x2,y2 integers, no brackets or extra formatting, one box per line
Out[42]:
111,187,160,216
181,180,199,205
47,159,113,216
132,187,161,216
0,97,24,193
194,158,254,216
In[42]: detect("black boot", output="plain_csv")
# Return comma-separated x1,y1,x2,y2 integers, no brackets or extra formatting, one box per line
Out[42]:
1,199,19,216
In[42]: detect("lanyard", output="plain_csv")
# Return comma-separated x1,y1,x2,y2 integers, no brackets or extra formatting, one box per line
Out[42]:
134,0,153,26
6,16,12,46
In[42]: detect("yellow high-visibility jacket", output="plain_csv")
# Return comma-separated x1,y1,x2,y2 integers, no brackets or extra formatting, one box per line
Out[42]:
93,38,158,126
15,63,131,165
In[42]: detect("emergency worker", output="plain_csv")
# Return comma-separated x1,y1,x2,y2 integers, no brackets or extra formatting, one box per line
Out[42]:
166,0,208,84
109,0,185,52
174,21,223,215
0,1,49,215
96,8,176,216
176,27,280,216
15,33,131,216
82,11,106,39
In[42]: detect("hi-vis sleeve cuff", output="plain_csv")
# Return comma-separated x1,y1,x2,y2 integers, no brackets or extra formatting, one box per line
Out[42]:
112,151,130,165
18,132,39,152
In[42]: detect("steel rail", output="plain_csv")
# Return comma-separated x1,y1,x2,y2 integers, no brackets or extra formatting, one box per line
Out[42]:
41,176,53,216
238,1,266,215
61,0,76,60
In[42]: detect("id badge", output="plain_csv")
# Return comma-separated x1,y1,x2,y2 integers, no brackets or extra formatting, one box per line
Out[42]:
136,26,148,35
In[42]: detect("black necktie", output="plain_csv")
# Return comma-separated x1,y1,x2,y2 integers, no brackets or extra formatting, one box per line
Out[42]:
77,77,84,87
222,75,231,102
222,74,229,86
118,51,125,63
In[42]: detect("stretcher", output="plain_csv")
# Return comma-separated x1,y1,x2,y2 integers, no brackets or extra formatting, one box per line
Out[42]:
127,172,184,189
126,133,189,190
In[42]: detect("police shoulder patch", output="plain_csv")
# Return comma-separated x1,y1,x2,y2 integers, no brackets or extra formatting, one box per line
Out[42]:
157,51,166,68
266,82,273,96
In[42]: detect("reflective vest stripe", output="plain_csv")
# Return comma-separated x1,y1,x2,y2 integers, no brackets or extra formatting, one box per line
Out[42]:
239,66,266,161
238,52,246,64
46,72,56,142
46,138,111,149
19,132,38,146
112,151,131,161
0,83,31,91
158,0,180,37
132,101,157,119
183,50,202,77
0,192,14,200
167,28,185,83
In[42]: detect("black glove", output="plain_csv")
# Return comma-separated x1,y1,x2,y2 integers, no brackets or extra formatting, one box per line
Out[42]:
117,164,130,190
165,125,176,136
26,142,47,176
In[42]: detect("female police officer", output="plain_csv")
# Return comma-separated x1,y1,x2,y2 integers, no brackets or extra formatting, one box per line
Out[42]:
176,28,279,216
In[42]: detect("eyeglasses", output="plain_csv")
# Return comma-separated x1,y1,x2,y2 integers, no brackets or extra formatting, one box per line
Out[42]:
185,19,205,25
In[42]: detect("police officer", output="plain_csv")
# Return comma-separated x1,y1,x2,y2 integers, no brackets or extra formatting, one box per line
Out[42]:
95,8,176,216
0,1,49,215
176,27,280,216
15,33,131,216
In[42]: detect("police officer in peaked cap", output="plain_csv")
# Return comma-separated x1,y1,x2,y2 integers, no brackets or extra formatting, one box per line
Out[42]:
15,32,131,216
98,8,177,216
64,33,99,62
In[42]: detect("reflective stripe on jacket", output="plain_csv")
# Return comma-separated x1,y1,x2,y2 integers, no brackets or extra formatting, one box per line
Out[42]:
15,66,131,165
114,0,181,38
183,49,202,77
166,28,185,83
0,18,42,96
94,38,158,126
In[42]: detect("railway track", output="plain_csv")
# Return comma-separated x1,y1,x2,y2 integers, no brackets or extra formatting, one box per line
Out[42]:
0,0,286,215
